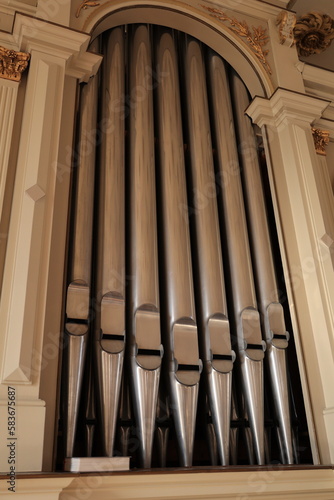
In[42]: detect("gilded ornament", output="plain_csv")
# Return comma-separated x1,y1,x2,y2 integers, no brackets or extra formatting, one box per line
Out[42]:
312,127,330,156
0,46,30,82
76,0,100,18
293,11,334,56
276,10,296,47
201,5,271,74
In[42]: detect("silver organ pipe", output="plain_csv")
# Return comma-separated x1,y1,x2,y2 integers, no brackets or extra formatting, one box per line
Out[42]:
95,27,126,458
207,51,265,465
63,58,99,458
128,24,163,468
183,37,234,466
60,25,309,470
155,30,201,467
231,71,294,464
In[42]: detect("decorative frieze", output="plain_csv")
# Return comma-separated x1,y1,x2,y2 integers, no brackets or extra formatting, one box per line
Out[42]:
294,12,334,57
201,5,272,74
0,46,30,82
312,127,330,156
276,10,296,47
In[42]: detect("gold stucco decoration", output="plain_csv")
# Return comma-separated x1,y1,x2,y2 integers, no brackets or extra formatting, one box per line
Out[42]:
76,0,100,18
201,5,272,74
312,127,330,156
0,46,30,82
276,10,296,47
294,12,334,56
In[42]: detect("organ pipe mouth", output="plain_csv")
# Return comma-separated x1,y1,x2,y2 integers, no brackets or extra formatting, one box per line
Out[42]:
66,280,90,324
99,292,125,353
132,307,162,370
171,320,201,385
265,302,290,349
65,322,89,336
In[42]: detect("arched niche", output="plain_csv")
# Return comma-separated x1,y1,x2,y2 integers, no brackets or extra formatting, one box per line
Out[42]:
80,2,274,98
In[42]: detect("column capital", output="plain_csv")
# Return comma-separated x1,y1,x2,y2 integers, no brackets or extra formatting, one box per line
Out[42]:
246,88,330,129
0,45,30,82
12,13,101,82
312,127,330,156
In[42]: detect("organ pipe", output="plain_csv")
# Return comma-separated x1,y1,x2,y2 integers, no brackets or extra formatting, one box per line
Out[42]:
208,50,265,465
60,25,308,470
155,30,201,467
183,36,234,466
94,27,126,458
128,24,163,468
231,71,294,464
63,51,99,458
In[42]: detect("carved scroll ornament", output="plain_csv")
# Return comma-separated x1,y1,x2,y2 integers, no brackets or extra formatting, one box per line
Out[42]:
312,127,330,156
276,10,297,47
294,12,334,56
0,46,30,82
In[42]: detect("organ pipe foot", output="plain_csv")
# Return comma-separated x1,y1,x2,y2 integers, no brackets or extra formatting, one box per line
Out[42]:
118,376,132,457
206,422,218,466
155,426,170,468
84,350,96,457
230,386,240,465
264,303,294,464
169,370,200,467
63,324,88,458
207,367,232,466
267,343,294,464
85,425,95,457
118,426,132,457
96,341,124,457
130,354,161,468
240,352,265,465
156,384,171,467
244,426,255,465
229,427,239,465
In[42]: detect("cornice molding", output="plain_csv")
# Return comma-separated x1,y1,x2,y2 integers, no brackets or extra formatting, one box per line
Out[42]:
246,88,330,128
0,0,37,17
11,13,102,81
296,62,334,102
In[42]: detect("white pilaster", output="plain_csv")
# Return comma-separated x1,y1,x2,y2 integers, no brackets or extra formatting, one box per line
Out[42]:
247,89,334,464
0,14,101,472
0,79,18,220
0,77,19,286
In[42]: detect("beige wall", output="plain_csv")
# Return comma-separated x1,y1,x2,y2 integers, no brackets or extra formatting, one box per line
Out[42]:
0,0,334,496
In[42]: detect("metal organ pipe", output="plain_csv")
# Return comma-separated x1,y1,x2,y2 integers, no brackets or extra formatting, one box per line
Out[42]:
155,30,201,467
207,51,266,465
231,71,294,464
63,49,99,458
95,27,126,458
183,36,234,466
60,25,306,470
128,24,163,468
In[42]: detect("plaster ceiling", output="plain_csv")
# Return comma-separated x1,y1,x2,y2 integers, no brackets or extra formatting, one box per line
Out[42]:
288,0,334,72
